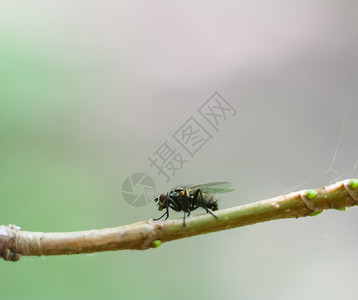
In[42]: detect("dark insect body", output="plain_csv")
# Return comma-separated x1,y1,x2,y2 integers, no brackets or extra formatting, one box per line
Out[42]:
153,182,233,226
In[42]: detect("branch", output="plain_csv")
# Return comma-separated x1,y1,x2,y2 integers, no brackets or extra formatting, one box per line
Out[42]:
1,179,358,262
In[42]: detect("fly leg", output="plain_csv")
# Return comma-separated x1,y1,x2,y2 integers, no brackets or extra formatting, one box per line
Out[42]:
155,195,182,220
153,198,170,221
189,195,197,214
195,189,218,219
182,196,191,227
205,208,218,219
167,197,181,211
167,196,186,226
153,210,167,221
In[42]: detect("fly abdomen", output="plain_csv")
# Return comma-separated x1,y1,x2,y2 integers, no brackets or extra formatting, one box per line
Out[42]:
196,192,218,211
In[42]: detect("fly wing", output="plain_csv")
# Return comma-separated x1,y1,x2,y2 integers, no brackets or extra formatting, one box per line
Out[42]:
187,182,233,196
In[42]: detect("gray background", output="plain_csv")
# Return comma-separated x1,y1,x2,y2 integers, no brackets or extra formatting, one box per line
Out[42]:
1,1,358,299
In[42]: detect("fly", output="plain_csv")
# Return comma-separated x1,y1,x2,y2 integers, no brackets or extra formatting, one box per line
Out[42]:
153,182,233,227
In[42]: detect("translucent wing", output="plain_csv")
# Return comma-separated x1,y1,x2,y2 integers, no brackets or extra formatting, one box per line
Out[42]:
185,182,233,195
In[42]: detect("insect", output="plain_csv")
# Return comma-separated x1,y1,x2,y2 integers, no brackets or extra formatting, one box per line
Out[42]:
153,182,233,226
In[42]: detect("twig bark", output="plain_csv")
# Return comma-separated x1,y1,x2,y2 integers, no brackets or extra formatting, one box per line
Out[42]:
1,179,358,262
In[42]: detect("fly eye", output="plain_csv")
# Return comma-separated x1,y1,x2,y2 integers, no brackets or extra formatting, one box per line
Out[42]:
159,194,167,203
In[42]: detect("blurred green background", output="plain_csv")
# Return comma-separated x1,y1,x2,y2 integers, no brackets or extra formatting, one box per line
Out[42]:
1,1,358,299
